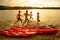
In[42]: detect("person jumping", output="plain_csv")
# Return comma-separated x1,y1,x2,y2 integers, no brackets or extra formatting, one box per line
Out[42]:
22,10,30,25
14,10,22,24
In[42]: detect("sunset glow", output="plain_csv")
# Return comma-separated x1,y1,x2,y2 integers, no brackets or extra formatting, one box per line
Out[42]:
30,9,39,20
0,0,60,7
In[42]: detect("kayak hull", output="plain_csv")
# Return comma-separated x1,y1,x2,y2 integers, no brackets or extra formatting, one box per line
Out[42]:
1,26,58,37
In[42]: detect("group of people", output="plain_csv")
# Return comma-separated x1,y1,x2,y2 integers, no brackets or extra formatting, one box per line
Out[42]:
14,10,40,25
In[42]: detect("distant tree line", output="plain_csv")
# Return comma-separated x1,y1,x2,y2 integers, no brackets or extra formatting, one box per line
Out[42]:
0,5,60,10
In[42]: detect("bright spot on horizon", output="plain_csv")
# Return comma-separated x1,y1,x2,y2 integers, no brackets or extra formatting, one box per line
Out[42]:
30,9,38,20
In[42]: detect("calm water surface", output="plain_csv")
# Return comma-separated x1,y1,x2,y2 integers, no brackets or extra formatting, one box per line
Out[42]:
0,9,60,25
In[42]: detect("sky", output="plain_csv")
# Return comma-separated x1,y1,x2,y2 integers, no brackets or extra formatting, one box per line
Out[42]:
0,0,60,7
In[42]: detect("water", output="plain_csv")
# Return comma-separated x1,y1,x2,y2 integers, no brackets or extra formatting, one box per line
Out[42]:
0,9,60,25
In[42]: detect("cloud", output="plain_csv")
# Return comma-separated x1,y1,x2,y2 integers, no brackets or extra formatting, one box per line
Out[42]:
0,0,60,7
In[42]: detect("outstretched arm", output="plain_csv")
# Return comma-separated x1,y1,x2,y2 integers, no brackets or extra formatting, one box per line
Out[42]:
28,14,30,16
19,14,23,17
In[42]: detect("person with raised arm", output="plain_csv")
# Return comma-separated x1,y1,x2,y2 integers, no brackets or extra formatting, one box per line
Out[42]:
23,10,30,25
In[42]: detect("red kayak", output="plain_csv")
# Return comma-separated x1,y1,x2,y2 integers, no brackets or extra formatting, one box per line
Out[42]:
1,30,28,36
37,28,58,35
1,26,37,36
0,30,1,34
1,26,58,37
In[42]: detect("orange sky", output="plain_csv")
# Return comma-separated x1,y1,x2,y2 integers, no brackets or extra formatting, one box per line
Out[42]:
0,0,60,7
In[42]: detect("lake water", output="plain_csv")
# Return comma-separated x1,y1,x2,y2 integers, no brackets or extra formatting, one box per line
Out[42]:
0,9,60,25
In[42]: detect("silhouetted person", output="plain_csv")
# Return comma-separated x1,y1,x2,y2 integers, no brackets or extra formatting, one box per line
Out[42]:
14,10,22,24
37,12,40,25
29,11,33,20
23,10,30,25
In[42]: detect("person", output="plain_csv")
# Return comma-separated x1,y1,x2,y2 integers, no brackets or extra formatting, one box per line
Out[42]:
37,12,40,25
22,10,30,25
14,10,22,24
29,11,33,20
